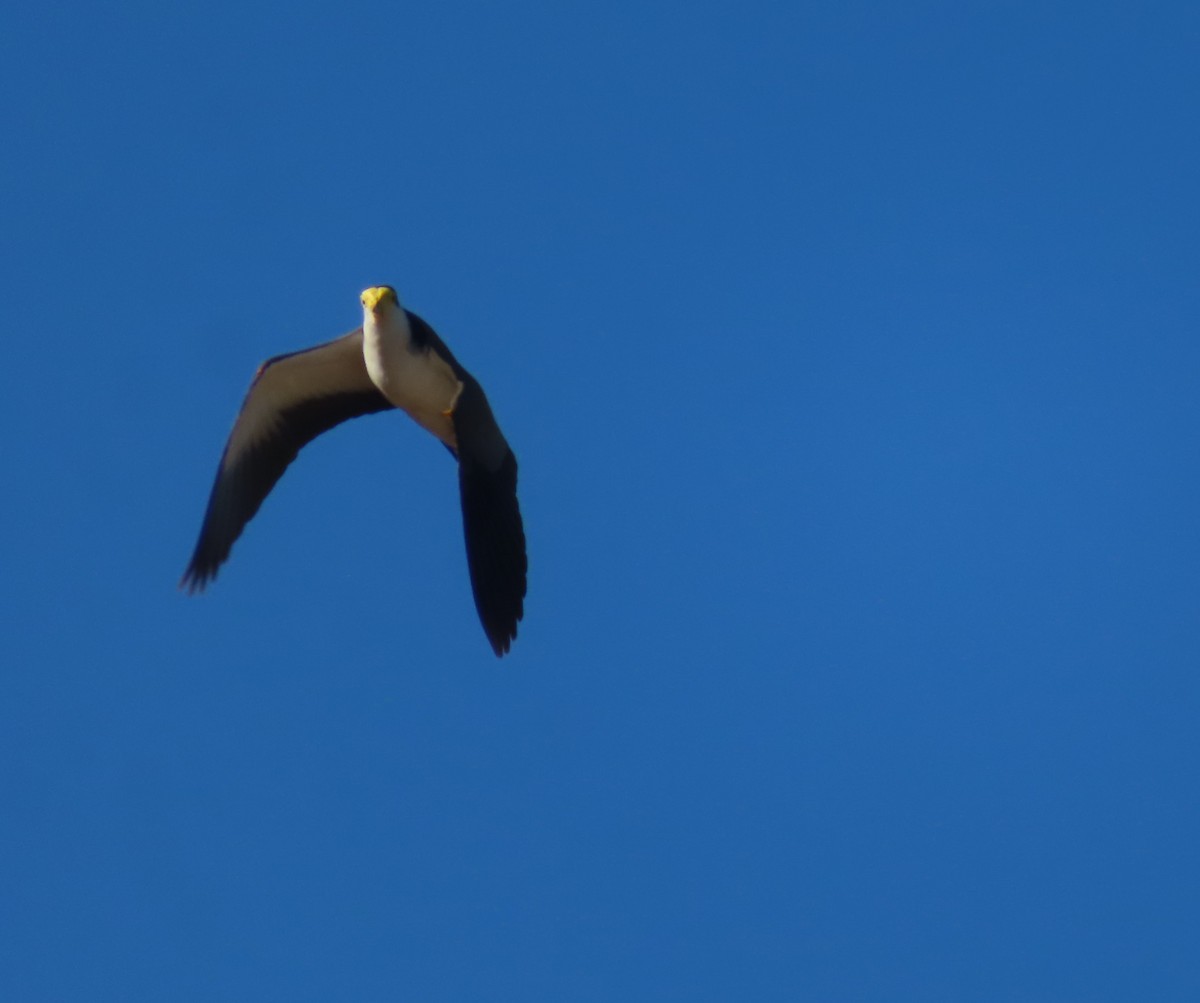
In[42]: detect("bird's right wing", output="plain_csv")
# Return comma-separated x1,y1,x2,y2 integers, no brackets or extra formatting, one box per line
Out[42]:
181,328,393,592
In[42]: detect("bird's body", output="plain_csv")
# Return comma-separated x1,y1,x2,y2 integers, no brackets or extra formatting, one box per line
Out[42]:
362,292,460,449
181,286,527,656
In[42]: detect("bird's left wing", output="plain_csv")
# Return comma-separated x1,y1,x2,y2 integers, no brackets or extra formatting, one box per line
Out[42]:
407,309,527,655
449,373,527,657
181,328,392,591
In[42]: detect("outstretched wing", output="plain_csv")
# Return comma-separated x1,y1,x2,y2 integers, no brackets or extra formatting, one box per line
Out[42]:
449,370,527,656
181,329,392,592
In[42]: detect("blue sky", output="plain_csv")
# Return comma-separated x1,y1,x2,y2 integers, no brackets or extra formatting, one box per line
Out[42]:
2,1,1199,999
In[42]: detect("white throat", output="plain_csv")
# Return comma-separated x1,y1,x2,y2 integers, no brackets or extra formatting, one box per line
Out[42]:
362,305,462,450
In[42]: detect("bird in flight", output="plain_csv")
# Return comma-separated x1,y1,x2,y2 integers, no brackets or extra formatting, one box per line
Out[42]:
181,285,527,656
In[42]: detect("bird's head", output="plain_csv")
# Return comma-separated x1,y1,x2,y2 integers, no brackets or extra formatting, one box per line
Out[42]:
360,285,399,315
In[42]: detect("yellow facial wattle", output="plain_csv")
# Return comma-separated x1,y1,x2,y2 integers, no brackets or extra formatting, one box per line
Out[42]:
360,286,396,311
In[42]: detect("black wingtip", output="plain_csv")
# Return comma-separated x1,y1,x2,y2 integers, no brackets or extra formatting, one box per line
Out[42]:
178,566,211,595
178,552,220,594
179,525,229,595
459,450,527,658
487,622,518,658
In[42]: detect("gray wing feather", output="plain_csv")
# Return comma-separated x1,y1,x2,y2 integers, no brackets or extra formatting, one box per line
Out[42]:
181,329,392,591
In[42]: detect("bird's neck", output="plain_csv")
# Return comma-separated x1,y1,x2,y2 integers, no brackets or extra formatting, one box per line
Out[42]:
364,306,411,352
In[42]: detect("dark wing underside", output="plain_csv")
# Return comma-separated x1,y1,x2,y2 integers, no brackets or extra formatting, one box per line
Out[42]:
181,329,392,592
449,370,527,656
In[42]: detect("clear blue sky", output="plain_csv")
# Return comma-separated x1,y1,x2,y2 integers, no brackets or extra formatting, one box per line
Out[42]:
2,2,1198,1000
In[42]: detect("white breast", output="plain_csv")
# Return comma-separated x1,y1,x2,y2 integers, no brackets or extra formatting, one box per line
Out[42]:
363,308,462,449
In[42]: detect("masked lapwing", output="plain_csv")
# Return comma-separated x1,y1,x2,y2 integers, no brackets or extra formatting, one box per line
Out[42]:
181,285,527,656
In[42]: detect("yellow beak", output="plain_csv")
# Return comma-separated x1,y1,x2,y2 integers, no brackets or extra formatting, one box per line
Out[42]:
360,286,394,311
